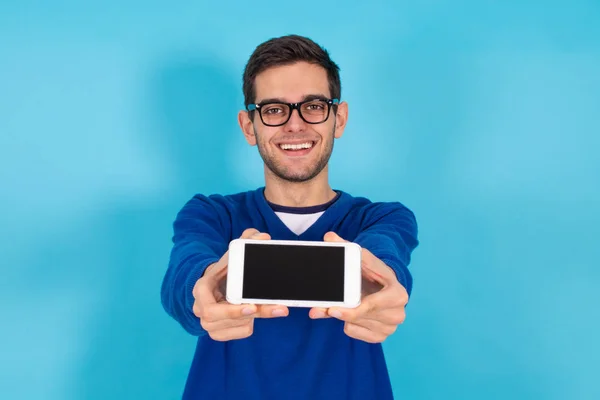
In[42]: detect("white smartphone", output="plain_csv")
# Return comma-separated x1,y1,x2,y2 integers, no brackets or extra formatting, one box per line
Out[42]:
226,238,362,309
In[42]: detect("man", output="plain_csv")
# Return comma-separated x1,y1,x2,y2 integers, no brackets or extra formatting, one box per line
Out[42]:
161,34,419,399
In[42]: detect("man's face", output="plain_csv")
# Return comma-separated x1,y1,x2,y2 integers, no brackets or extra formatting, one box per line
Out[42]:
239,62,348,183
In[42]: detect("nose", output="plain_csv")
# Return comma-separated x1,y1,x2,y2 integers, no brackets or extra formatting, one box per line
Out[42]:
284,107,306,132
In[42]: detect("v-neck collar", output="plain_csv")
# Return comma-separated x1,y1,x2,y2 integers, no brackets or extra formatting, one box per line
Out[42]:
266,191,342,214
252,187,352,240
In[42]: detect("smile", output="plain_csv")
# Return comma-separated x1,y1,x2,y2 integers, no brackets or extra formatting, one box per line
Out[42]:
279,142,314,151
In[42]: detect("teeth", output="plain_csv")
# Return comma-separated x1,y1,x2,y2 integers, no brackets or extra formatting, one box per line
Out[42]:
280,142,313,150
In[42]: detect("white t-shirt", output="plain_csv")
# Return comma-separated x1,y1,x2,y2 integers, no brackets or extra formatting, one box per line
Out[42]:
274,211,325,235
268,192,341,236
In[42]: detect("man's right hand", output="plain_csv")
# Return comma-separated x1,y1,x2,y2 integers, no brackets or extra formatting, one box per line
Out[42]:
192,228,289,341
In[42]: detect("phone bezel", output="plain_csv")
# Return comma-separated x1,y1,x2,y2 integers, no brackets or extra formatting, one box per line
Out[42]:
226,238,362,308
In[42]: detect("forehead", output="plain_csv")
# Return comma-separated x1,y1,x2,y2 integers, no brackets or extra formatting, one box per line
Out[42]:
254,61,330,102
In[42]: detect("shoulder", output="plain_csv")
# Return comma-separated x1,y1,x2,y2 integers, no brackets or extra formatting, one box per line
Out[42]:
180,190,255,214
341,192,418,231
172,190,258,237
174,189,263,227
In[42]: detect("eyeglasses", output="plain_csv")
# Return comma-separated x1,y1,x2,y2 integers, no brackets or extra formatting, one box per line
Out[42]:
247,97,339,127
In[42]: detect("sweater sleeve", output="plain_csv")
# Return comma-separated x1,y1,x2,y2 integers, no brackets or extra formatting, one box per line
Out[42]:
353,202,419,296
161,195,231,336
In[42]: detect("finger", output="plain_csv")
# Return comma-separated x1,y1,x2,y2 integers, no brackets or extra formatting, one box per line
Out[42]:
326,287,388,322
328,305,407,328
362,275,384,297
309,307,331,319
192,278,218,318
201,302,258,323
201,315,254,332
241,228,261,238
347,317,398,337
361,248,397,284
241,229,271,240
343,322,388,344
352,305,407,326
203,252,229,280
323,231,347,242
327,292,379,321
257,304,289,318
327,304,365,322
365,284,409,310
208,320,255,342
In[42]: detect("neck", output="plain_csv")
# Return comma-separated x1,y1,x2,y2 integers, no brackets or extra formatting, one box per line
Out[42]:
263,166,336,207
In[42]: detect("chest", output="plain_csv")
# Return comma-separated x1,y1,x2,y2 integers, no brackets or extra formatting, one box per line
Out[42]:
230,210,362,242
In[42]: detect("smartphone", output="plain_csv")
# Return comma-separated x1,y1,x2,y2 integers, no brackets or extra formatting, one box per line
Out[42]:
226,238,362,308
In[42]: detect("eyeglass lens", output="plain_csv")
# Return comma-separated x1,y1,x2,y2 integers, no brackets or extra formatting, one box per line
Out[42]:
261,100,330,126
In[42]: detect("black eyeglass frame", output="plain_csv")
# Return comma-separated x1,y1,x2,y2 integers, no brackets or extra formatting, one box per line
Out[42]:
246,97,340,127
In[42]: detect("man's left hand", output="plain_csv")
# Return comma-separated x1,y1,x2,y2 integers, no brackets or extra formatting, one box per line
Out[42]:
309,232,409,344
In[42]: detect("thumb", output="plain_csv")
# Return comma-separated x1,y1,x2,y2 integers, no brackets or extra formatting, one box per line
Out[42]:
206,252,228,281
240,228,271,240
323,231,347,242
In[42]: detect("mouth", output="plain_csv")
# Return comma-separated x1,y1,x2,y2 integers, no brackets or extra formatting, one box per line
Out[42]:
277,141,315,157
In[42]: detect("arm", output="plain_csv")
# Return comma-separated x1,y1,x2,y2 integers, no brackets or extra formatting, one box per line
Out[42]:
311,203,419,343
161,195,231,336
353,202,419,296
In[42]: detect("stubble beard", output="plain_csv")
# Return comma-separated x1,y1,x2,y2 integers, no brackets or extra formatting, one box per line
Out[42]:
254,126,335,183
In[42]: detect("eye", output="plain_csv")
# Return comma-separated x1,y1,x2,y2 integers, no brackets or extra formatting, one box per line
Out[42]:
304,101,326,111
263,105,286,115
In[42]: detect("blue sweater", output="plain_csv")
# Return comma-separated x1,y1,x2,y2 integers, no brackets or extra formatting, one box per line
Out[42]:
161,187,419,400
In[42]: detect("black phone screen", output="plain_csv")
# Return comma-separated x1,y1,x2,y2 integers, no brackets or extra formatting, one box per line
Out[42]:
242,243,345,301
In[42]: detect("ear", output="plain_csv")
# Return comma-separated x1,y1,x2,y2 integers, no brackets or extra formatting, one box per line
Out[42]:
238,110,257,146
333,101,348,139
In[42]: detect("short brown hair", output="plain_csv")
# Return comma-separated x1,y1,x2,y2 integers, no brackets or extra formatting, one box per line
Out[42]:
242,35,341,108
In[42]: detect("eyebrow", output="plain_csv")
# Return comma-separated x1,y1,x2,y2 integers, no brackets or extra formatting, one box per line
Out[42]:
256,93,330,104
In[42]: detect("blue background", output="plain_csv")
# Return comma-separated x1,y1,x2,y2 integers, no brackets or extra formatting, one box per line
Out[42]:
1,1,599,399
